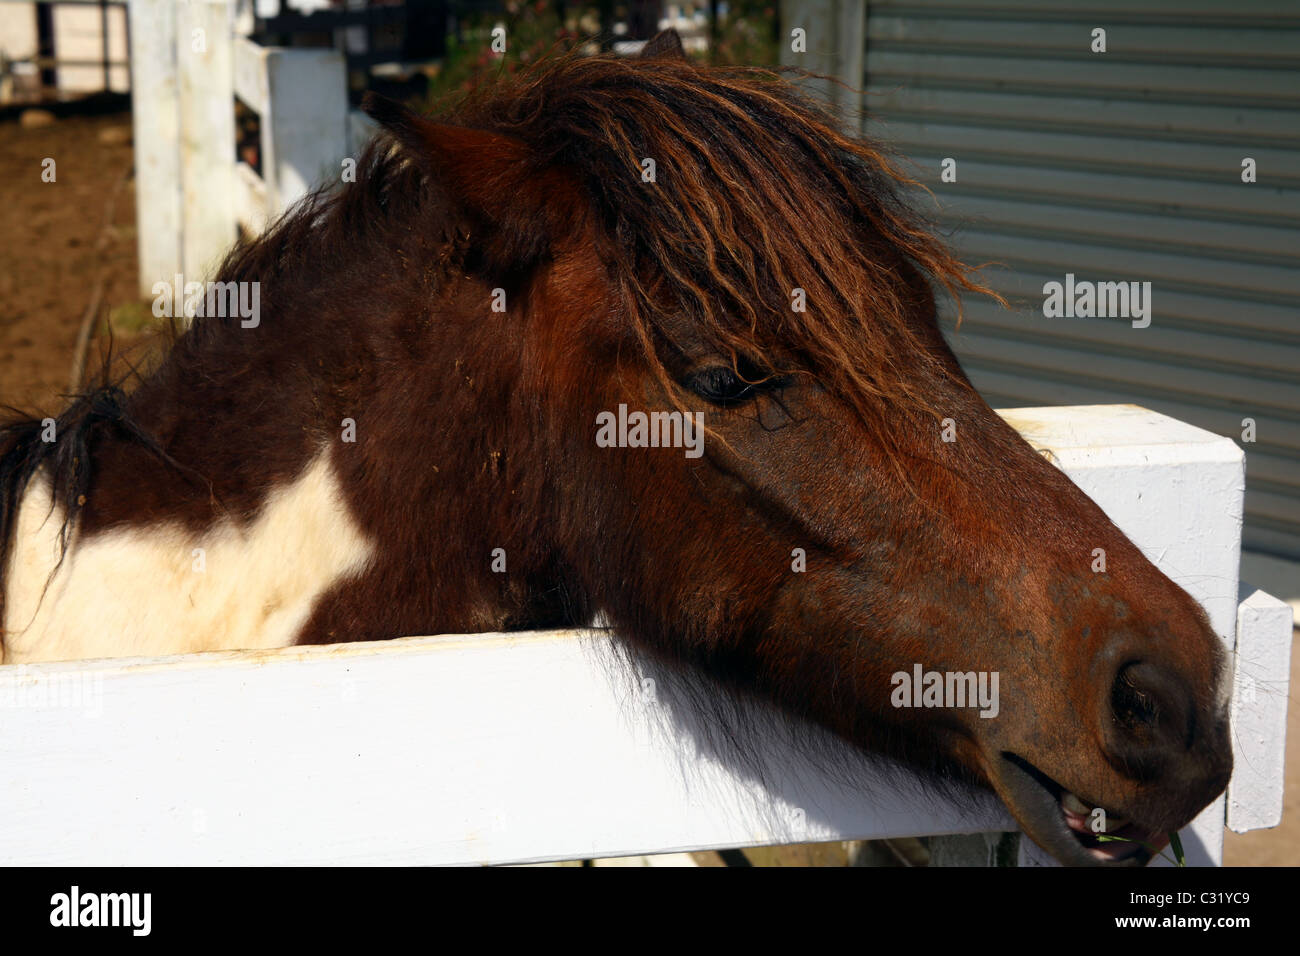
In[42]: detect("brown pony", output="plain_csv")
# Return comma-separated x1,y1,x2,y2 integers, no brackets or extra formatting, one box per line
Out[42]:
0,32,1230,865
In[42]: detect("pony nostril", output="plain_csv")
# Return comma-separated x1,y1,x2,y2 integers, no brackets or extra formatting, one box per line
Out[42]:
1104,658,1233,817
1112,662,1159,731
1109,661,1192,748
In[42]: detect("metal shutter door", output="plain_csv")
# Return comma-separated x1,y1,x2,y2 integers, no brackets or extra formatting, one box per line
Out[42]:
858,0,1300,559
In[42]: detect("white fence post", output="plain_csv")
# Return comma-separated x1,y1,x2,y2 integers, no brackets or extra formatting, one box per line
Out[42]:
127,0,182,296
1228,588,1294,832
130,0,350,290
177,0,237,282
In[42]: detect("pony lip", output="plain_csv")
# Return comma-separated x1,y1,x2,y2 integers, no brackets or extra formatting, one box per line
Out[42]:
993,752,1158,867
1058,792,1169,863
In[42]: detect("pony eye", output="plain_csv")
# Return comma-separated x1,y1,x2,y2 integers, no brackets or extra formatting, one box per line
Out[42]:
687,366,757,407
685,360,792,408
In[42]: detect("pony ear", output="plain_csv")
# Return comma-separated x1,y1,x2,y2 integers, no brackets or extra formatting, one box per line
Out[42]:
361,92,558,274
640,29,689,61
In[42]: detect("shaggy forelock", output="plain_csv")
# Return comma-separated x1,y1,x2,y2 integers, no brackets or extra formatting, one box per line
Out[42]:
445,53,995,428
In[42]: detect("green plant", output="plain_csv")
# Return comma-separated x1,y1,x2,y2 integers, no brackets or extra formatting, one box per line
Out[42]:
418,1,782,107
1094,830,1187,867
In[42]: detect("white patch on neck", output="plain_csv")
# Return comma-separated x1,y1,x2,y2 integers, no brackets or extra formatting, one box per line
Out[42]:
3,451,375,664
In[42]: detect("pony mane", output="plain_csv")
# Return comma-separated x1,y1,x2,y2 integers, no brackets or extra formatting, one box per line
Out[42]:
442,53,995,428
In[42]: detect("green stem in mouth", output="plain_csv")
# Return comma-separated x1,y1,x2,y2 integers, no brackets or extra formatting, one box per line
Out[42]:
1169,830,1186,866
1094,830,1187,866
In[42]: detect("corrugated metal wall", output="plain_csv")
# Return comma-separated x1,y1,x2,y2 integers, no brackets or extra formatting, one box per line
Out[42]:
855,0,1300,559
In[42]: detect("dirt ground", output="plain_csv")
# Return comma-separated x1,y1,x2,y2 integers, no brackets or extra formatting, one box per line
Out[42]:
1,109,1294,867
0,110,148,414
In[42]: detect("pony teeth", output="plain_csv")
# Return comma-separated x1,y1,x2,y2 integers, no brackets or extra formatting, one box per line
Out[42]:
1061,791,1091,816
1061,791,1128,830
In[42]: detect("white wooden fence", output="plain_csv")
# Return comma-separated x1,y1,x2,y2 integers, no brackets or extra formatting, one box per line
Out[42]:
0,405,1290,865
127,0,367,295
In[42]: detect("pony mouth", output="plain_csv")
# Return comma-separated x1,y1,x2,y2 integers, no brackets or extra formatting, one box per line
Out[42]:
996,753,1169,866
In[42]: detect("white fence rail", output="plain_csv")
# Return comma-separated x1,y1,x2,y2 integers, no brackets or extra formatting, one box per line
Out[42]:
0,406,1290,865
